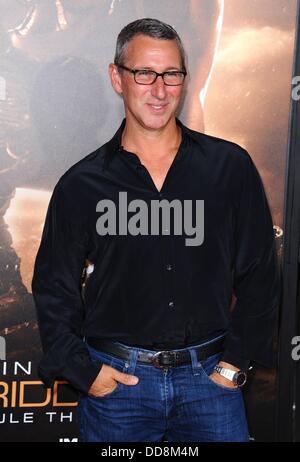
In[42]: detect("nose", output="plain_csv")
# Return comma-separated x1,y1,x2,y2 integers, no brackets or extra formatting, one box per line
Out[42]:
151,75,167,100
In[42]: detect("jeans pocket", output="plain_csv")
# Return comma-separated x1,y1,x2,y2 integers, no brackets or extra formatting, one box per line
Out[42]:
89,381,120,399
198,353,240,393
87,347,127,399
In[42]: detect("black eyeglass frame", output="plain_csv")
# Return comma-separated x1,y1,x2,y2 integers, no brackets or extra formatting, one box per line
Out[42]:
117,64,187,86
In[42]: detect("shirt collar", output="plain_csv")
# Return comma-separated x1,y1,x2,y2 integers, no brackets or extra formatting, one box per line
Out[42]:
104,117,205,168
176,119,206,156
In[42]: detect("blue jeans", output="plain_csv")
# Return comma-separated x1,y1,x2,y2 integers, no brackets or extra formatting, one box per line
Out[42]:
77,336,250,442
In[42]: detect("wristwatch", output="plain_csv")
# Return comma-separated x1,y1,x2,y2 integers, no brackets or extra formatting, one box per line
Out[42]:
214,365,247,387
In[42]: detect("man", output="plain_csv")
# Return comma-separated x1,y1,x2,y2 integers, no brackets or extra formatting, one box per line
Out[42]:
32,18,280,442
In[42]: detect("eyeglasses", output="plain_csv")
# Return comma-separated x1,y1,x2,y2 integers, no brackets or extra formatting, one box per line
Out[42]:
117,65,187,86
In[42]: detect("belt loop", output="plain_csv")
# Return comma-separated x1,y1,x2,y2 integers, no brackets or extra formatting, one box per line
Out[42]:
124,348,139,375
189,348,201,376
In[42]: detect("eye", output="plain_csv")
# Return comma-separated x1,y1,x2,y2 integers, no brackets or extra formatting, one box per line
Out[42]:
165,72,181,77
137,70,155,76
163,71,185,85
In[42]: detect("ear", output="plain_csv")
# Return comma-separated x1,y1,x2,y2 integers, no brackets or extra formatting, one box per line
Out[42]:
109,63,123,95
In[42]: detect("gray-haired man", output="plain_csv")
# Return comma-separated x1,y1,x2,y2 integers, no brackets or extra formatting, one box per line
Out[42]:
32,18,279,442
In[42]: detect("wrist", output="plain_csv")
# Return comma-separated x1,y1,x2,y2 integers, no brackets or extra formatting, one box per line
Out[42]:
217,361,240,372
214,363,247,387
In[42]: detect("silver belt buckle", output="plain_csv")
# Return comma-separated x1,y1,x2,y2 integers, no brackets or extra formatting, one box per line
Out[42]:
151,350,178,369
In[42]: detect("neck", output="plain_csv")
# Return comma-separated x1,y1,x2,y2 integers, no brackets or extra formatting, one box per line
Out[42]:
121,117,181,161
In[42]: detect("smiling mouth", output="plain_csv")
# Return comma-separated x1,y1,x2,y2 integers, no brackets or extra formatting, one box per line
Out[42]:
147,103,168,111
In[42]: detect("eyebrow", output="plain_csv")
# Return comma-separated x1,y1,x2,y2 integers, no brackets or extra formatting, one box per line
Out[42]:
133,66,183,71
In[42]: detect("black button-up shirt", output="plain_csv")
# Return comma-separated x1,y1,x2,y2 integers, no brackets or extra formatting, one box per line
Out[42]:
32,118,280,394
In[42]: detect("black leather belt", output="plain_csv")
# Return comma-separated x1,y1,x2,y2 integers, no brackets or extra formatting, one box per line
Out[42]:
86,336,225,369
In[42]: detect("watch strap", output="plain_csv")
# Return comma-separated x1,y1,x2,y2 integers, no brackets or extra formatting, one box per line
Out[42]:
214,365,237,381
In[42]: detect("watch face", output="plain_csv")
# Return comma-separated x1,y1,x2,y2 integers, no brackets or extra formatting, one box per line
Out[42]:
235,371,247,387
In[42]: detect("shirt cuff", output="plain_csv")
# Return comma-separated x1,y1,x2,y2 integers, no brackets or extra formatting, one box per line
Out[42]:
220,350,251,371
38,357,103,395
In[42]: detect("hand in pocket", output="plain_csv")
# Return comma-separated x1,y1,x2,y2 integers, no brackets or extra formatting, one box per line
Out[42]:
88,363,139,397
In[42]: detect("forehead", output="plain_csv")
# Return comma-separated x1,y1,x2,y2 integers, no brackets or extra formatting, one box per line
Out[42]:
124,35,182,68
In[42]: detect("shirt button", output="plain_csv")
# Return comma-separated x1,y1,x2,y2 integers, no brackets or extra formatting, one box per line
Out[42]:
159,192,163,198
166,264,173,271
168,301,175,308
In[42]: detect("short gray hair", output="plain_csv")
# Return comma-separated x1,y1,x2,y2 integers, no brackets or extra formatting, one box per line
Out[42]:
114,18,186,71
